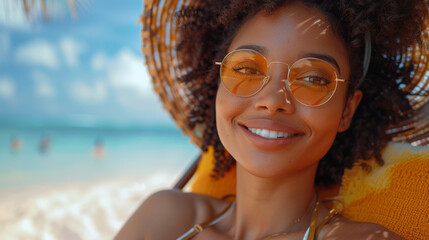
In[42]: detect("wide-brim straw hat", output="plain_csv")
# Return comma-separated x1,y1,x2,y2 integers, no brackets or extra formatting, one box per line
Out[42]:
140,0,429,147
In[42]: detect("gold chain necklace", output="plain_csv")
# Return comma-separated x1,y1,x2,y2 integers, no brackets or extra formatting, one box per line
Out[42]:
262,192,319,240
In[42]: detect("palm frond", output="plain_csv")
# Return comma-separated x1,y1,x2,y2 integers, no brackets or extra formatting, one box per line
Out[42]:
2,0,92,22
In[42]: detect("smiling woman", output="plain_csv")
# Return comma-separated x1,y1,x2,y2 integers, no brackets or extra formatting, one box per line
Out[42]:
215,6,358,181
115,0,429,239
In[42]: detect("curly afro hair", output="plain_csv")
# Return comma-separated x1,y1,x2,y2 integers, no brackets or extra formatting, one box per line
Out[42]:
175,0,428,187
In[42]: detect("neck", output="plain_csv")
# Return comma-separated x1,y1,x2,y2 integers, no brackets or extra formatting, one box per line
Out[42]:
229,163,318,240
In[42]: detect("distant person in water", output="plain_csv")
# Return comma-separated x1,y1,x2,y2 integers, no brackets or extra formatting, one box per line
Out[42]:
93,137,105,159
39,135,51,154
10,136,22,153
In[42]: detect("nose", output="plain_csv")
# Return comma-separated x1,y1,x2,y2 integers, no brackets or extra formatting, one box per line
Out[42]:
254,63,295,114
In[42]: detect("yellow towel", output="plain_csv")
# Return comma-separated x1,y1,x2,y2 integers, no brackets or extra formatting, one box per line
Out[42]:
339,142,429,240
188,146,236,199
189,142,429,239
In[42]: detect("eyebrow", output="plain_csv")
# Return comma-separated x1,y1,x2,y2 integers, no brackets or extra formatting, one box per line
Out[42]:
236,45,268,55
301,52,342,75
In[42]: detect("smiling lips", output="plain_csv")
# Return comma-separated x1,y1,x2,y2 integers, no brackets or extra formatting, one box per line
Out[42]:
247,127,300,138
239,119,304,150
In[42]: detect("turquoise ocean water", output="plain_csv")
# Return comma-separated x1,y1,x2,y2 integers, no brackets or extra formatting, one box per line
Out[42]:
0,119,200,191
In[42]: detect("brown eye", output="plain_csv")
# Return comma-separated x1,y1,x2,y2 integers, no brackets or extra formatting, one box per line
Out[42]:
233,65,263,75
295,76,331,86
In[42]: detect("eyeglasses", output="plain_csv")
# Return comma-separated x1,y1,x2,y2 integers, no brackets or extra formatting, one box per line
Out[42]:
215,49,352,107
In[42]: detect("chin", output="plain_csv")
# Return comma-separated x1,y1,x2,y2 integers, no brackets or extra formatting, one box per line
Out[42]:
234,150,318,179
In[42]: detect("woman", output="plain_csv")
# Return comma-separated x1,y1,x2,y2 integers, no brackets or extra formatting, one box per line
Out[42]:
116,0,428,239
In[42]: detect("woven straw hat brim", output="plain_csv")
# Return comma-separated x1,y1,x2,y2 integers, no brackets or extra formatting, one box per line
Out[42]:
141,0,429,147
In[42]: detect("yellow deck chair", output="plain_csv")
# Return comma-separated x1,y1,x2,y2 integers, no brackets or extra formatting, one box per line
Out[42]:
174,142,429,240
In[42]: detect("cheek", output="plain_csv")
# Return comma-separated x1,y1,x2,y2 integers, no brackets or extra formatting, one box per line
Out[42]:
215,86,249,153
215,87,234,148
297,110,341,165
302,97,345,150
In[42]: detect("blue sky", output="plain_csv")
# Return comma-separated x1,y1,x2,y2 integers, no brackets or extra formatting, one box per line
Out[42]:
0,0,174,126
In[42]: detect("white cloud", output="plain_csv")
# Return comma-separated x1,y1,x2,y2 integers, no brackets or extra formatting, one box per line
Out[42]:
0,76,15,99
0,32,10,62
60,37,84,67
69,80,107,104
107,49,151,96
115,88,161,111
31,71,55,98
99,48,172,122
85,49,169,122
91,52,109,71
15,39,59,69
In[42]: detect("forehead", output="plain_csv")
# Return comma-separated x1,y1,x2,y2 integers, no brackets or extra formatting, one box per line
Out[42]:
228,2,350,77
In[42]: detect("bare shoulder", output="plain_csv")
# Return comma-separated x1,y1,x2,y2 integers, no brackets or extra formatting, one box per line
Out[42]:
320,216,404,240
114,189,225,240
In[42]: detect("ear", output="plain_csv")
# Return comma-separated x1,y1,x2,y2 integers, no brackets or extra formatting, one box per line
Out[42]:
338,90,362,133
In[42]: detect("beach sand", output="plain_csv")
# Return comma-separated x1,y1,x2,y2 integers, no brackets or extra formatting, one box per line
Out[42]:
0,171,181,240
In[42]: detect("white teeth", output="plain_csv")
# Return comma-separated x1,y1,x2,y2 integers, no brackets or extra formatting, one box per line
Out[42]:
261,129,269,138
269,130,277,138
248,127,297,139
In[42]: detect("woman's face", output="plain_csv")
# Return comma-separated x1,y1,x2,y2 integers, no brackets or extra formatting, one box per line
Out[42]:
215,2,362,178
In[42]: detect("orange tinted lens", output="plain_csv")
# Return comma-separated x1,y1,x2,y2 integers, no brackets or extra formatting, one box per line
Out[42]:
220,50,267,97
288,58,337,105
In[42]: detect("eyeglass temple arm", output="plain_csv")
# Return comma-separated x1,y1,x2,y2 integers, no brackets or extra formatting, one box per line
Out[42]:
337,78,356,86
